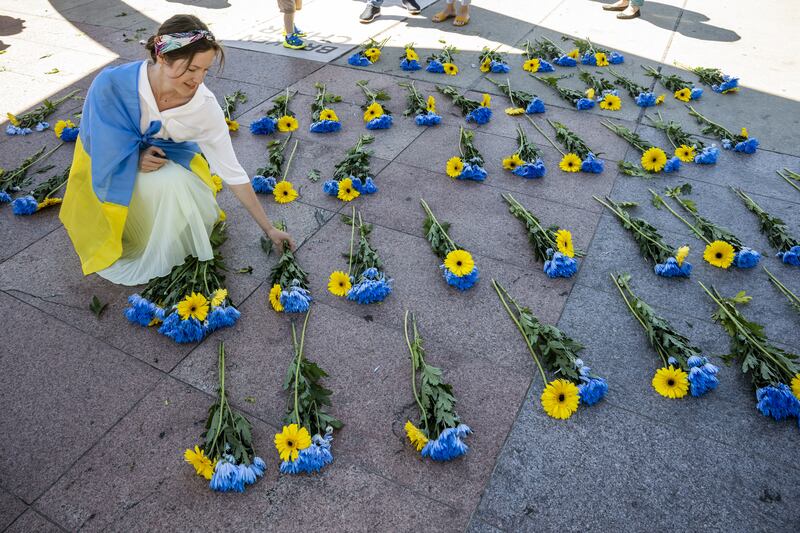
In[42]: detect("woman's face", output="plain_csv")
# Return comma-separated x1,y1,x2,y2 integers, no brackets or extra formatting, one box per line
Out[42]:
158,49,216,98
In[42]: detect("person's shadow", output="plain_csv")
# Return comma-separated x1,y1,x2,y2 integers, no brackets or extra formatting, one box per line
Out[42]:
165,0,232,8
591,0,740,42
0,15,26,52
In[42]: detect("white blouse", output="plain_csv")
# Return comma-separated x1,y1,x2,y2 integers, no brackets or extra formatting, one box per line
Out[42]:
137,61,250,185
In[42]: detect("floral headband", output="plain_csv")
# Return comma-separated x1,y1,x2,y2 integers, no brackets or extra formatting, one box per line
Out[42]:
154,30,215,56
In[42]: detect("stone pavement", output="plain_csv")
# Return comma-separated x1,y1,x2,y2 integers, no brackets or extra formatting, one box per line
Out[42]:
1,1,799,531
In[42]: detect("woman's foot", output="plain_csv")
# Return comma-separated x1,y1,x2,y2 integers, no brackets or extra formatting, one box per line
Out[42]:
617,6,640,18
602,0,629,10
431,4,455,23
453,4,469,26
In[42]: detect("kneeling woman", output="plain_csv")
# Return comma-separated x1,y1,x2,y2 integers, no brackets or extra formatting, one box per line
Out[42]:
60,14,294,286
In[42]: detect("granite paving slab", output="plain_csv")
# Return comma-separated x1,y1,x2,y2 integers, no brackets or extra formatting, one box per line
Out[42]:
0,488,27,531
4,509,64,533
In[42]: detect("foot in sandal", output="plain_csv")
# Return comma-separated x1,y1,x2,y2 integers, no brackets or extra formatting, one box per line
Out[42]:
453,3,469,26
431,3,455,23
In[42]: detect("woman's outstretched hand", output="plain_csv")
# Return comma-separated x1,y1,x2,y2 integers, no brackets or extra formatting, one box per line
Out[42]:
139,146,167,172
267,226,296,252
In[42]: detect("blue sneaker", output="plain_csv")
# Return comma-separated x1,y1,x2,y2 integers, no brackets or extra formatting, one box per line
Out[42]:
283,32,306,50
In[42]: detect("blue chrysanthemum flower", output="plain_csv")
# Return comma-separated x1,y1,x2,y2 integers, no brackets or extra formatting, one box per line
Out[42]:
554,55,577,67
59,127,79,142
280,281,312,313
250,116,277,135
458,163,487,181
237,463,257,487
690,86,703,100
322,179,339,196
581,52,597,66
654,257,692,278
579,377,608,406
732,247,760,269
252,175,276,194
400,58,422,71
366,114,393,130
0,191,11,203
6,125,32,135
512,159,546,179
635,92,657,107
608,51,625,64
347,271,393,304
348,52,371,67
601,89,620,98
663,156,681,173
526,98,546,114
490,60,511,73
350,176,364,193
421,424,471,461
158,313,206,343
543,250,578,278
124,294,160,326
465,106,492,125
755,384,800,421
576,98,595,110
712,75,739,93
250,456,266,478
581,153,604,173
687,356,720,397
734,138,759,154
34,121,49,132
777,245,800,266
281,431,334,475
415,112,441,126
694,145,719,165
309,119,342,133
206,305,241,332
11,195,38,216
362,176,378,194
537,59,555,72
426,59,445,73
441,265,479,290
722,139,733,150
209,458,238,492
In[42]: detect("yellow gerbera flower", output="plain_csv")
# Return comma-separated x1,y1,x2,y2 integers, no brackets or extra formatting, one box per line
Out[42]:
426,95,436,113
184,446,215,480
274,424,311,462
599,94,622,111
655,94,665,105
674,88,692,102
364,47,381,62
675,245,690,267
225,118,239,131
211,174,223,194
567,48,580,59
641,147,667,172
791,374,800,400
444,249,474,277
320,108,338,122
277,115,298,132
176,292,209,322
505,107,526,116
480,57,491,73
703,240,735,269
210,288,228,307
443,62,458,76
328,271,352,297
502,153,524,170
594,52,609,67
540,379,580,419
404,421,428,452
54,119,75,139
481,93,491,108
446,156,464,178
337,177,360,202
555,229,575,258
363,102,384,122
523,58,540,73
273,181,298,204
269,283,284,312
406,48,419,61
652,366,689,399
675,144,696,163
559,153,582,173
740,127,748,138
7,113,19,126
37,197,62,210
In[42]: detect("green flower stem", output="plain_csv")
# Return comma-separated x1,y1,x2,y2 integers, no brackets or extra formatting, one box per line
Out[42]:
292,310,312,425
593,196,673,255
458,126,465,159
600,120,648,154
764,267,800,312
281,138,298,182
347,206,356,277
610,274,668,366
503,193,557,249
777,169,800,194
525,115,565,156
420,198,457,252
208,342,227,457
492,279,549,388
686,105,734,138
404,310,429,436
649,189,711,245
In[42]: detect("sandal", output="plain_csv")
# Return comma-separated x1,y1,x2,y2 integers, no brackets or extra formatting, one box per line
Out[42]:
453,15,469,26
431,10,454,23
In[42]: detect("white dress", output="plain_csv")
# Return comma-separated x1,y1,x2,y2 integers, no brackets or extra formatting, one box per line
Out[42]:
97,62,250,286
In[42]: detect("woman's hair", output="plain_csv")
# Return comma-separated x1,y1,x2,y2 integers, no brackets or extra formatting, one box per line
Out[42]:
144,14,224,72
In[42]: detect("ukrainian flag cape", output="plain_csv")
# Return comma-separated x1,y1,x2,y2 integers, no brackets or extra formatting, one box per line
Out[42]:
60,60,215,275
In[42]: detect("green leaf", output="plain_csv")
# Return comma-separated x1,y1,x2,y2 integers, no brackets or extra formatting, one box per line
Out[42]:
307,168,321,182
89,295,107,318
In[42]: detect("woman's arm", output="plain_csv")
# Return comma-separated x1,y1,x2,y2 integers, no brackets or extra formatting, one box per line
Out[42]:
227,183,296,251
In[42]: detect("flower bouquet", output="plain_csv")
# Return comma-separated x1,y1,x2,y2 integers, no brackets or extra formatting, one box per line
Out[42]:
733,188,799,266
348,37,389,67
322,134,378,201
651,184,761,269
493,279,608,418
608,68,663,107
309,82,342,133
486,78,545,115
528,118,604,174
425,41,459,75
521,36,577,67
579,70,621,111
399,81,441,126
275,311,342,474
400,42,422,71
675,62,739,94
612,273,719,398
54,119,79,142
328,208,393,304
561,36,624,66
6,89,79,135
642,65,702,101
645,112,719,164
436,85,492,125
600,119,680,175
445,126,487,181
594,195,693,278
0,145,59,205
252,136,299,204
403,311,472,461
267,221,312,313
11,165,69,216
687,105,758,154
533,74,595,110
420,198,479,290
502,125,546,178
357,80,393,130
249,88,299,135
184,342,266,492
223,90,247,131
478,45,510,73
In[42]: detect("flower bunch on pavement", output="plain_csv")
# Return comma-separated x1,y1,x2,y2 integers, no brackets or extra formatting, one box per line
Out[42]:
357,80,393,130
502,125,546,178
579,70,621,111
533,74,595,110
400,42,422,71
0,145,59,205
348,36,389,66
676,62,739,94
531,118,603,173
595,196,693,278
494,279,608,418
645,111,719,165
519,38,560,72
733,188,799,266
125,222,241,343
328,207,393,304
5,89,79,135
223,90,247,131
421,198,479,291
486,77,545,115
185,342,266,492
250,88,299,135
425,42,459,75
445,126,487,181
601,119,681,175
701,285,800,425
436,85,492,125
276,311,342,474
642,65,702,101
322,134,378,201
252,136,299,204
651,184,760,269
54,119,79,142
403,311,472,461
562,36,624,66
504,193,583,277
11,165,69,216
309,82,342,133
608,68,662,108
687,105,758,154
478,45,511,73
267,221,312,313
400,81,441,126
612,273,719,399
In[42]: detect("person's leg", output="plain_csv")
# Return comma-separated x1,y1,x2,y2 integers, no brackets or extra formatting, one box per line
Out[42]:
278,0,306,48
360,0,383,23
454,0,470,26
432,0,456,23
619,0,642,18
602,0,629,10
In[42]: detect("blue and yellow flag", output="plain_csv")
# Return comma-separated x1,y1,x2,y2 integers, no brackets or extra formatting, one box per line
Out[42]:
60,60,215,275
